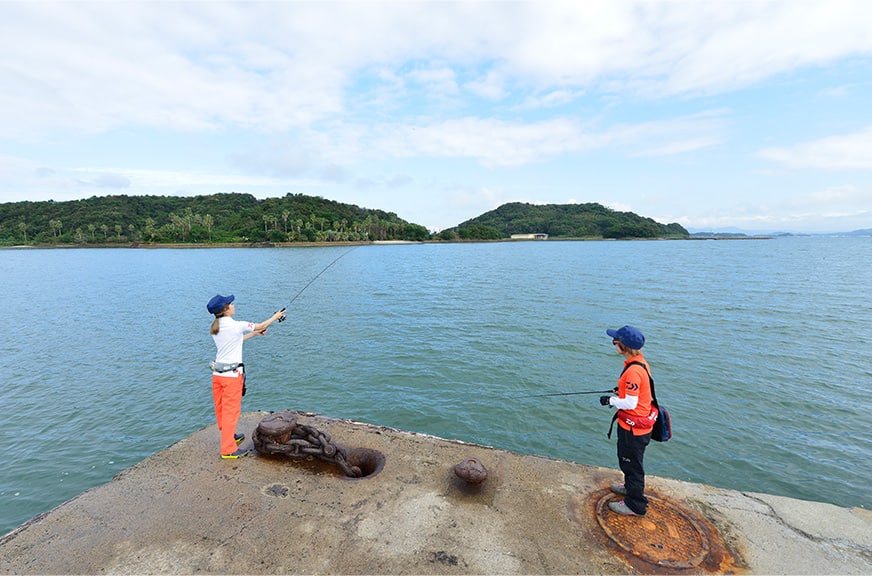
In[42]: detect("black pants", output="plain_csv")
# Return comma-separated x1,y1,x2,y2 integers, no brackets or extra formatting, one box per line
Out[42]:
617,426,651,515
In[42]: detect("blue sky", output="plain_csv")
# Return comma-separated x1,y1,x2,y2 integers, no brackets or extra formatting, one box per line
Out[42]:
1,1,871,233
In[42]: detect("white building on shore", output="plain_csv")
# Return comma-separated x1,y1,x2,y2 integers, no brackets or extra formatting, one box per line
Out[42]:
510,233,548,240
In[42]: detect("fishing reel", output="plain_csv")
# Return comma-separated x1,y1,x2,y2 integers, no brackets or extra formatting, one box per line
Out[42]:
277,307,287,322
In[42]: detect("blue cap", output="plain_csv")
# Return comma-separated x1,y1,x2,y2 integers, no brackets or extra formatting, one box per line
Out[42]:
607,325,645,349
207,294,234,314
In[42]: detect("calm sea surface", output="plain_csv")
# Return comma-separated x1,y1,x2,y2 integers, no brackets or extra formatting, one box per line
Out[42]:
2,238,871,534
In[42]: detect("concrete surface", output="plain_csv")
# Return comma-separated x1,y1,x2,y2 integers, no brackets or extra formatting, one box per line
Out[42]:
1,411,870,574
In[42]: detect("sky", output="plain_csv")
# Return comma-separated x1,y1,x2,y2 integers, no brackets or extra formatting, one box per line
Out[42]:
1,1,872,234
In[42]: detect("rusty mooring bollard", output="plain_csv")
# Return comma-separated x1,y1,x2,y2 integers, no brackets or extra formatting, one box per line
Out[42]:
453,457,488,484
252,411,384,479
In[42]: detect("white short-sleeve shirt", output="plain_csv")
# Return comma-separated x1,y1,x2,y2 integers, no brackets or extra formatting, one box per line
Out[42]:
211,317,255,376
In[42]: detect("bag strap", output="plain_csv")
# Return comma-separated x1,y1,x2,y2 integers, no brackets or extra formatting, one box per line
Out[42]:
607,361,657,439
624,361,658,406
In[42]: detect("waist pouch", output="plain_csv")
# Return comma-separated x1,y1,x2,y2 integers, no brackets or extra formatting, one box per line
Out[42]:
608,406,658,438
617,406,658,428
211,361,244,373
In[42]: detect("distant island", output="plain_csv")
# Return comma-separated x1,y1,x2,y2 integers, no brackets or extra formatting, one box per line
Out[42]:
0,192,690,246
452,201,687,240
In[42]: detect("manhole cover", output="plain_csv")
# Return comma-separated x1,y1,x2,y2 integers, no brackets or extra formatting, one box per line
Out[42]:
596,493,710,569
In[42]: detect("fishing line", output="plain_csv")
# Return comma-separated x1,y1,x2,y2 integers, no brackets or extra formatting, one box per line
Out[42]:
287,246,356,306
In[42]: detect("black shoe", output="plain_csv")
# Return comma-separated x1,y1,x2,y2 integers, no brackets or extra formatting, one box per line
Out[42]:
221,448,249,460
234,433,245,445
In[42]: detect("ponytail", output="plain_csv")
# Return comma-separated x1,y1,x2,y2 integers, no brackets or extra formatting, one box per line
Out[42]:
210,304,230,335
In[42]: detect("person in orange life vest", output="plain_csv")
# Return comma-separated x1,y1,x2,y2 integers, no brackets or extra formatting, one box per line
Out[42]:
207,294,285,459
600,325,653,516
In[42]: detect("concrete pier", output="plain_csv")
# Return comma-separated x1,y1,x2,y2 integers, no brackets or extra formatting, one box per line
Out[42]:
1,411,870,574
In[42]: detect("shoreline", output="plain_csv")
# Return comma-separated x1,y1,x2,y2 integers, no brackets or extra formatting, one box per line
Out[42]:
1,411,869,575
0,235,773,250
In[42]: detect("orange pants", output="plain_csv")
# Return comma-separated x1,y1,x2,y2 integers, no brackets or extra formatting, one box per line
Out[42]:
212,373,244,455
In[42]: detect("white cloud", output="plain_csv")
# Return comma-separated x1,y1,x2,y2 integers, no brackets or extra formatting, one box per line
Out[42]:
362,109,726,167
408,66,459,95
77,173,132,189
760,126,872,169
800,184,865,206
600,200,635,213
464,71,508,101
518,89,584,110
670,182,872,233
615,111,729,157
1,1,871,232
646,1,872,97
4,1,870,139
371,117,588,167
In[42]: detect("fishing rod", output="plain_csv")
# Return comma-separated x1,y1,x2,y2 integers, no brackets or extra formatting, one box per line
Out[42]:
516,388,615,399
287,246,356,307
239,248,354,392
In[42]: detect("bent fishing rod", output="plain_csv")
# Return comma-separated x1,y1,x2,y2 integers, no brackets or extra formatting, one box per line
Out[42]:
286,246,356,308
269,247,356,324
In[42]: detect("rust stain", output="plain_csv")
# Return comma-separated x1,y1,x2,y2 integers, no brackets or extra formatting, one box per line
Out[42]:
596,492,709,569
581,488,747,574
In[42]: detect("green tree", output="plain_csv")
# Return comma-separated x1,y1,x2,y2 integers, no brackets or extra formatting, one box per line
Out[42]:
458,224,502,240
0,191,437,245
203,214,214,242
436,229,458,241
144,218,156,241
49,219,62,239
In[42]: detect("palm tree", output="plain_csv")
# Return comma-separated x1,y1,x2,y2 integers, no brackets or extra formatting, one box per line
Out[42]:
49,219,62,239
203,214,214,242
144,218,156,241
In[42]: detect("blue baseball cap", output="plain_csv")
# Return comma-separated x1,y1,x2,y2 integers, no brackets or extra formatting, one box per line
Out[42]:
207,294,234,314
607,325,645,349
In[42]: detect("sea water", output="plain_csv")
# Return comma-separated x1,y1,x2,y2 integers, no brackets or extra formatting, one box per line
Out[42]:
2,237,870,534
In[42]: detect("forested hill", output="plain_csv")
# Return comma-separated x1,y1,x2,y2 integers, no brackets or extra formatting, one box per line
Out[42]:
454,202,688,239
1,193,688,246
0,193,429,245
